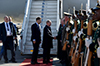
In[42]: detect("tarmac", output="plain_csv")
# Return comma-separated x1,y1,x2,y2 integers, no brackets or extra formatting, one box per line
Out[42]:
0,43,62,66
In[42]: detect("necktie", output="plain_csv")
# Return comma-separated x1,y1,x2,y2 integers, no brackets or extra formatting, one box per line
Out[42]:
39,24,41,30
6,23,9,31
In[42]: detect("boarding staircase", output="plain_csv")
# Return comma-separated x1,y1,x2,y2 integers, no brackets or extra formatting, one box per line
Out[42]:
21,0,60,55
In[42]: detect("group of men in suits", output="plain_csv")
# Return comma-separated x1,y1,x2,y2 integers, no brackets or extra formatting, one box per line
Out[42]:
0,15,17,63
0,16,69,65
31,17,57,64
30,16,70,65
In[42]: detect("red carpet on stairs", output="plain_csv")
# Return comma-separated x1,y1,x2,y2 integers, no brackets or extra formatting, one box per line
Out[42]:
19,59,53,66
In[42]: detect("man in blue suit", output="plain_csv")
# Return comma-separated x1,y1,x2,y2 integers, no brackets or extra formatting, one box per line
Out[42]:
0,16,17,63
31,17,41,64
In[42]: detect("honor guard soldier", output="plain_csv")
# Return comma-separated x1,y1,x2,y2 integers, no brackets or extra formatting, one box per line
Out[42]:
89,3,100,66
61,12,73,66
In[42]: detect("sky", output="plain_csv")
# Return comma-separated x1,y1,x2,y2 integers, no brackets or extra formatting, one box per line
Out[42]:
0,0,97,23
0,0,26,23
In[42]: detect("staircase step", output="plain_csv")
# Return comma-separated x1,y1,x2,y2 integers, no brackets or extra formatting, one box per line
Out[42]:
25,41,57,46
30,16,57,19
30,12,57,15
31,9,57,12
28,26,57,30
24,49,57,54
24,45,57,52
30,11,57,14
29,19,57,22
26,31,57,36
31,6,57,9
29,18,57,22
30,14,57,18
24,46,57,54
32,3,57,6
25,43,57,50
27,30,57,36
28,22,56,27
32,1,57,3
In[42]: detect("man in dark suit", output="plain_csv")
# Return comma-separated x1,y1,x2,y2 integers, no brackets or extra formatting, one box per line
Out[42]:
42,20,54,64
0,16,17,63
56,18,65,62
9,16,18,51
31,17,41,64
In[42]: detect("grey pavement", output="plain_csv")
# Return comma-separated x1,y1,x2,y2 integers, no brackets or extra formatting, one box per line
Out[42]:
0,44,62,66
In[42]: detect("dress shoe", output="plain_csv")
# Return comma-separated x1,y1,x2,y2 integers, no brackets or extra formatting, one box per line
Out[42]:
9,59,12,62
56,60,63,64
5,60,8,63
31,61,35,65
12,60,17,63
43,61,48,64
60,60,63,63
9,60,17,63
35,62,40,64
47,61,52,63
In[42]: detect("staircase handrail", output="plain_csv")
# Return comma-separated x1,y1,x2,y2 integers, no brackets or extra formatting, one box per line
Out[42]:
21,0,32,52
57,0,60,31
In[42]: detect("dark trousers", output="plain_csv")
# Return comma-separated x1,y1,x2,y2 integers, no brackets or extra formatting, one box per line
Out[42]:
62,47,70,65
3,36,15,61
31,42,39,62
43,48,50,62
57,40,62,60
0,46,4,59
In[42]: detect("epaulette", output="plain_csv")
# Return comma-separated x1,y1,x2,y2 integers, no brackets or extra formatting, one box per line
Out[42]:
93,40,95,43
70,32,73,34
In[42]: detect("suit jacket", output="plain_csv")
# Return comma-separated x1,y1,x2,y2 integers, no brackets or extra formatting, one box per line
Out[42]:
56,24,64,40
0,22,17,42
31,23,41,43
42,25,53,48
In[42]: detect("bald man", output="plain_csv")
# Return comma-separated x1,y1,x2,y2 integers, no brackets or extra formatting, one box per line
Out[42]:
42,20,54,64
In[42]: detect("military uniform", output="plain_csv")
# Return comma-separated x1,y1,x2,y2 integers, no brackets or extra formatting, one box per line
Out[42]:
89,4,100,66
89,25,100,66
61,12,73,66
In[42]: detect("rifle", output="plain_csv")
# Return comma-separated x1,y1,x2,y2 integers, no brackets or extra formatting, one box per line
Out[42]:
84,3,93,65
72,4,86,66
62,40,69,51
72,14,84,66
69,7,78,57
84,16,93,66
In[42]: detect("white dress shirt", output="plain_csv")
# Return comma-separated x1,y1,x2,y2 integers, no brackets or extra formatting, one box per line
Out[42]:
4,22,12,36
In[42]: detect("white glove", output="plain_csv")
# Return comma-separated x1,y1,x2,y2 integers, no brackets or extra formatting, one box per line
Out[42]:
66,27,70,32
81,28,83,32
73,35,77,41
72,28,75,33
97,38,100,47
78,31,81,37
97,47,100,58
66,40,69,43
78,30,83,38
85,37,92,48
